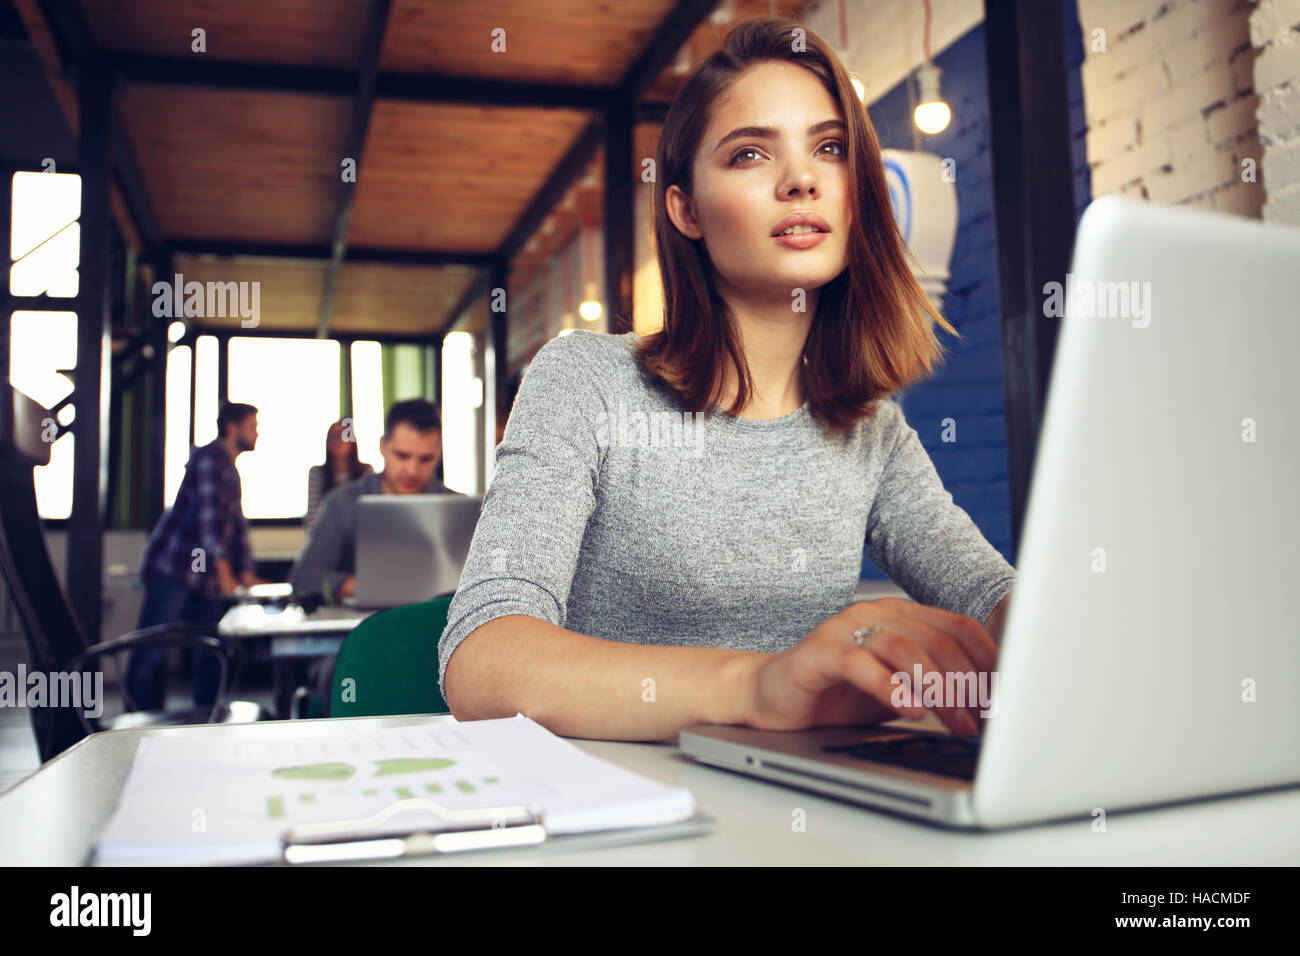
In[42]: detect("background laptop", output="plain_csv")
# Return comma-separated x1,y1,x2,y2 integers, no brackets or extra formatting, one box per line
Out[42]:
349,494,481,609
680,195,1300,830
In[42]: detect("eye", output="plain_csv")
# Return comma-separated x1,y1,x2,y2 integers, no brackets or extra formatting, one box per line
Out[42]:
727,140,846,166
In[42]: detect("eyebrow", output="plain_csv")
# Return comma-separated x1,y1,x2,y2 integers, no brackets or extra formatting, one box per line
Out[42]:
713,118,846,154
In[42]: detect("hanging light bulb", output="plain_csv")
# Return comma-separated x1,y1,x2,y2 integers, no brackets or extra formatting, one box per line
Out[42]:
913,63,950,135
577,202,602,323
579,282,602,322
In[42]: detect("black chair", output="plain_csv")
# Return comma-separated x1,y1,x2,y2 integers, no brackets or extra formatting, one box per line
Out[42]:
0,387,262,763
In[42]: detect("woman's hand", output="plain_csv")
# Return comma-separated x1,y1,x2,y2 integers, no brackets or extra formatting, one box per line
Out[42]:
741,598,1000,736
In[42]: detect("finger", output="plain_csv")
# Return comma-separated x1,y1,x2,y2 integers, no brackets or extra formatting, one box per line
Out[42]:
856,627,980,736
884,599,999,674
793,626,925,719
832,641,928,721
876,601,998,729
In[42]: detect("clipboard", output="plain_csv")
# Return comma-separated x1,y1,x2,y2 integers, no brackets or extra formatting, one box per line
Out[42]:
282,795,715,864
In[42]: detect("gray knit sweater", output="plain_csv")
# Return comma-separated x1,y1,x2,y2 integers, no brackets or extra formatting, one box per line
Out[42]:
437,329,1015,702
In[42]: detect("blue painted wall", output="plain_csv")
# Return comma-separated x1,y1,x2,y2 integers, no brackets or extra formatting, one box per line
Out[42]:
861,0,1091,580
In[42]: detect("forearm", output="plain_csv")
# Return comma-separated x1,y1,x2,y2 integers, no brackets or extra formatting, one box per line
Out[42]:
290,562,348,597
289,515,349,597
213,558,238,591
444,615,764,742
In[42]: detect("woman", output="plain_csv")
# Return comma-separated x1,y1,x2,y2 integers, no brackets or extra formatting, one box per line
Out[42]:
305,420,372,529
439,18,1014,741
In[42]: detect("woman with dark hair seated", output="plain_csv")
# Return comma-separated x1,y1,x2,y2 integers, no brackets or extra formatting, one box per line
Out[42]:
306,420,373,530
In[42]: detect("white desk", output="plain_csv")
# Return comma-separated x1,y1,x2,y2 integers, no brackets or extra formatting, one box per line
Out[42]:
1,713,1296,866
218,603,370,641
217,603,371,718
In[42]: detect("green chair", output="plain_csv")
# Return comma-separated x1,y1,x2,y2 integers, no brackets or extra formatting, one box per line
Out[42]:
329,595,452,718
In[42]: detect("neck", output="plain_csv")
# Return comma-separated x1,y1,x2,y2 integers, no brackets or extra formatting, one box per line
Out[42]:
222,435,241,460
712,277,814,419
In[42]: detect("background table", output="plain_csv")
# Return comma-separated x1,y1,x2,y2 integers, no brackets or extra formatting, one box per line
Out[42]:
218,603,371,718
1,713,1296,866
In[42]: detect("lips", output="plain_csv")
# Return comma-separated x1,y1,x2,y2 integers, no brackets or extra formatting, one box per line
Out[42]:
771,211,831,236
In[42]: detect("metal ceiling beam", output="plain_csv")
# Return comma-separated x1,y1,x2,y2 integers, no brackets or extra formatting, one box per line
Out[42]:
437,269,495,339
345,247,495,268
187,325,443,345
377,72,611,109
95,53,357,96
498,118,604,265
318,0,392,339
96,51,613,109
615,0,716,105
168,239,495,268
169,240,333,261
598,0,716,335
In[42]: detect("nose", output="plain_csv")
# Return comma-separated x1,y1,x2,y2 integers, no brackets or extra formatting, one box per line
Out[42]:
781,156,818,197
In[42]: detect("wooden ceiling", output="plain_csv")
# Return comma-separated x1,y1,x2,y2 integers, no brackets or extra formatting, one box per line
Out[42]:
52,0,807,336
171,256,481,336
117,85,353,245
79,0,373,68
348,100,594,251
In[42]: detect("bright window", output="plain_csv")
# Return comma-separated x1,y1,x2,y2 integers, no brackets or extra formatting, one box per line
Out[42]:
228,337,340,518
441,332,477,494
193,335,218,446
349,340,383,469
9,171,80,298
9,172,83,519
8,310,77,518
163,344,192,508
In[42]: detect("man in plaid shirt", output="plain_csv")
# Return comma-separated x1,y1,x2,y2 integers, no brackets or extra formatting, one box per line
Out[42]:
125,402,262,712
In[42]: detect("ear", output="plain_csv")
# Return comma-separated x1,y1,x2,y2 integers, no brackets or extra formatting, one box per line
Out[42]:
665,184,703,240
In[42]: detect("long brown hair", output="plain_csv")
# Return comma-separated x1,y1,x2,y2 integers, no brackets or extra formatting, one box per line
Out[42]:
637,16,962,435
320,419,367,495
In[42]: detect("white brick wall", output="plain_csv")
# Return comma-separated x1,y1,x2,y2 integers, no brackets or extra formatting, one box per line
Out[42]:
1077,0,1268,218
1250,0,1300,223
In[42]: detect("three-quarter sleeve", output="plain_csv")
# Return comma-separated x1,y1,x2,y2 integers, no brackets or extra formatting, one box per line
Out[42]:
437,334,611,701
865,399,1015,626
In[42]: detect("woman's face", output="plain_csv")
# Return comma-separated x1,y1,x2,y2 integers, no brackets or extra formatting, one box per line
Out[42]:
667,60,852,305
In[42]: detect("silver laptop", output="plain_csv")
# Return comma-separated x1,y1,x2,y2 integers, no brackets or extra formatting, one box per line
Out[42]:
351,494,482,609
680,195,1300,830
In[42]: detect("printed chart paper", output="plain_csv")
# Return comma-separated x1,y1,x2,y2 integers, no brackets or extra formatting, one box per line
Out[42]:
94,714,695,865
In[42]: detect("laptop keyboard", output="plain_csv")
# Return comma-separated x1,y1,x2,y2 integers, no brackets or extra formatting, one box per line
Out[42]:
821,731,981,781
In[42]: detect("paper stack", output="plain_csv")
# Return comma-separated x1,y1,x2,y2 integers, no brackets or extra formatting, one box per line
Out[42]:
94,714,696,865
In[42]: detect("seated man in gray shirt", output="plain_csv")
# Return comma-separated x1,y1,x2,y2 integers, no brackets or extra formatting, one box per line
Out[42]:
290,399,450,602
